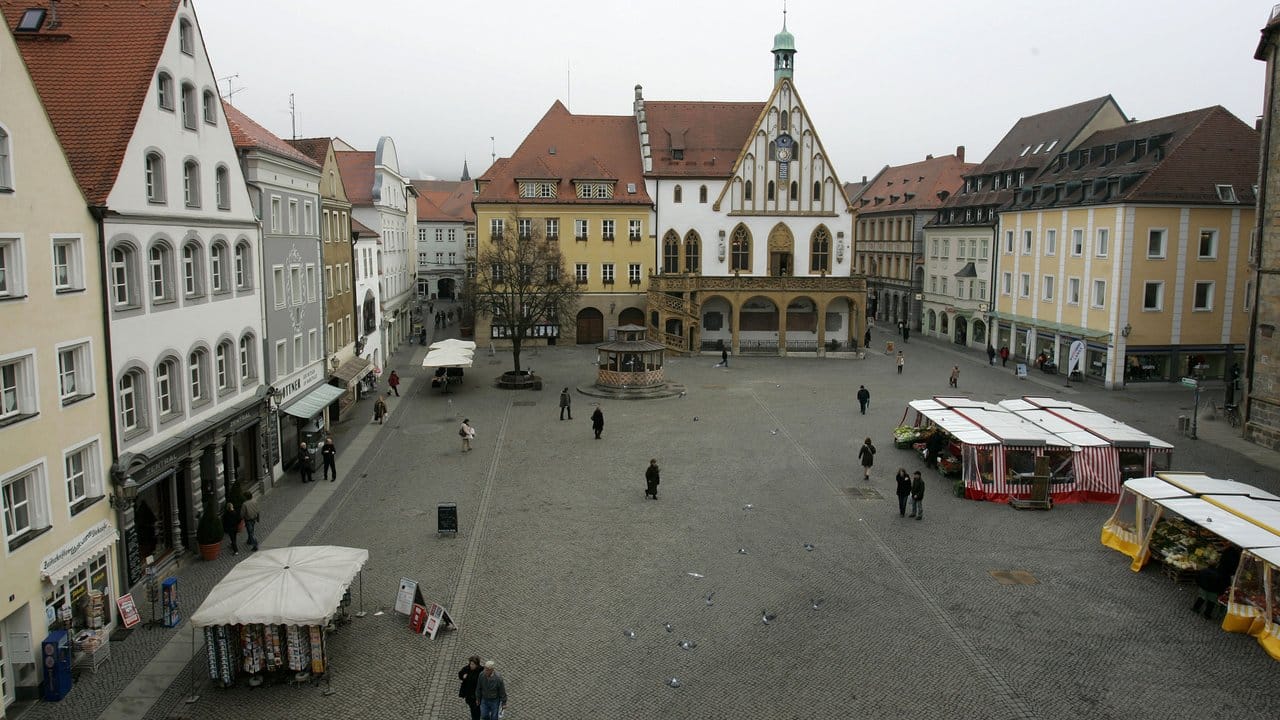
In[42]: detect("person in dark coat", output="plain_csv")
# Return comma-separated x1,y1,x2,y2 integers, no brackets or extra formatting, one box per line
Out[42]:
457,655,483,720
222,501,242,555
909,471,925,520
645,459,660,499
298,441,313,483
1192,546,1243,619
864,327,872,349
388,370,401,396
591,407,604,439
987,345,997,365
321,436,337,482
858,437,876,481
856,385,871,415
925,430,947,469
559,388,573,420
895,468,912,517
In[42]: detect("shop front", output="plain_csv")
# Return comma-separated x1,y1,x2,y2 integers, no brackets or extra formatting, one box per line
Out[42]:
39,520,119,677
328,356,373,424
270,366,336,472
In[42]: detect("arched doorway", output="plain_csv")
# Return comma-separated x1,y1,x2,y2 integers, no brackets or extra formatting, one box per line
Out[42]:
973,319,987,345
954,316,968,345
576,307,604,344
618,307,644,326
437,278,456,300
927,309,936,332
786,296,818,350
939,313,949,336
739,296,779,351
767,223,794,277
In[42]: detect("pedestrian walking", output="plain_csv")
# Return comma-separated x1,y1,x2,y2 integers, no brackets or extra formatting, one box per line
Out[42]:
222,501,241,555
864,327,872,349
717,348,729,368
987,345,997,365
240,491,261,551
902,324,910,343
298,441,313,483
895,468,912,517
909,470,926,520
559,387,573,420
388,370,401,396
457,655,483,720
591,407,605,439
460,419,476,452
856,385,871,415
858,437,876,481
896,351,905,375
321,436,337,482
949,365,960,388
999,346,1009,367
475,660,508,720
374,393,389,424
645,458,660,499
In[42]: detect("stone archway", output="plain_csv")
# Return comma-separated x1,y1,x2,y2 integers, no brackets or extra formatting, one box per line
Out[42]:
437,277,456,300
973,319,987,345
785,296,818,350
576,307,604,344
618,307,644,327
362,290,377,335
927,309,937,332
954,316,969,345
940,313,950,336
739,295,779,352
767,223,794,277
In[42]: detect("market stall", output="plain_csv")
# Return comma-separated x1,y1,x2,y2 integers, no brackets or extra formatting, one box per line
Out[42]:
1225,545,1280,660
904,397,1076,503
189,546,368,688
1014,396,1174,482
999,398,1116,502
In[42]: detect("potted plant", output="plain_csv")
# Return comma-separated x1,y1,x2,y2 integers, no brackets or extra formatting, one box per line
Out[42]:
196,500,224,561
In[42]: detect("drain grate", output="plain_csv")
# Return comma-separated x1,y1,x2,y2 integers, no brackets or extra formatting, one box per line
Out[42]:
512,401,536,407
842,487,883,499
988,570,1038,585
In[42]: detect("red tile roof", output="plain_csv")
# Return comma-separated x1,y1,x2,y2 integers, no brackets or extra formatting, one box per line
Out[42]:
2,0,179,205
410,180,475,223
474,101,651,205
335,150,375,205
643,101,765,177
285,137,331,166
852,153,975,215
222,101,319,169
350,216,379,238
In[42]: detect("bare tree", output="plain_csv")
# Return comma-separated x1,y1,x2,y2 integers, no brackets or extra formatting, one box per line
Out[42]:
463,216,581,374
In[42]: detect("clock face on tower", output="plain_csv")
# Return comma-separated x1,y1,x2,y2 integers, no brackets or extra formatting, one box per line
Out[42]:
777,147,792,162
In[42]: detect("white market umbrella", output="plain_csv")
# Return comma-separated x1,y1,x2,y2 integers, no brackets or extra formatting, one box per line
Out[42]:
429,339,477,351
422,349,474,368
190,546,369,628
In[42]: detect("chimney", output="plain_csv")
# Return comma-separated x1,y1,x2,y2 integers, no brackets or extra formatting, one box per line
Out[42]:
47,0,60,28
861,175,867,183
956,145,965,162
925,154,933,160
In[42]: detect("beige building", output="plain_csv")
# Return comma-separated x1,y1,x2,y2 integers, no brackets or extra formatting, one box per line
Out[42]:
1,21,115,711
993,106,1258,389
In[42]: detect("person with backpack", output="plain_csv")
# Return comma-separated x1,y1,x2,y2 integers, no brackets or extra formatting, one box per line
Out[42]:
858,437,876,481
460,419,476,452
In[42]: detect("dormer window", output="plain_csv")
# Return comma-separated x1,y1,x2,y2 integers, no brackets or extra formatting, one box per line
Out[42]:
1216,184,1238,203
1020,145,1032,157
575,182,614,199
179,18,194,55
15,8,46,32
1044,139,1058,154
671,149,684,160
518,181,556,199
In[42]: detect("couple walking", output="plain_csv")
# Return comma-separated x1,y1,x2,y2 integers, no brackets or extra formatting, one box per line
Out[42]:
894,469,927,520
560,389,606,438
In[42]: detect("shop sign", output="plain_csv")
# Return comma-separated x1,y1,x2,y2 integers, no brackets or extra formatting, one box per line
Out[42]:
409,603,428,634
41,519,115,581
116,593,141,629
276,364,327,407
395,577,424,615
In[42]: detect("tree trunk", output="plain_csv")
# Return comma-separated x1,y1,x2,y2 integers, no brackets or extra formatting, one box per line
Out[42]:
512,337,523,374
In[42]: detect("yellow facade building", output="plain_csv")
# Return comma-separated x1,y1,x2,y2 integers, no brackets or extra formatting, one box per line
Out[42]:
992,106,1258,388
472,101,653,344
1,22,116,709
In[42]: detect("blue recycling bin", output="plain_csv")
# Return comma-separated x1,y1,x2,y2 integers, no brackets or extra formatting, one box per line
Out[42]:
42,630,73,701
162,577,181,627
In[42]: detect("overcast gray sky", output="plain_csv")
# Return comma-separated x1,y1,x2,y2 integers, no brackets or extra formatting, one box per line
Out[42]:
199,0,1270,183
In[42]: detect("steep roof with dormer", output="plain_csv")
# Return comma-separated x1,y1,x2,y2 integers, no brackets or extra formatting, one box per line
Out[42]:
335,150,376,205
1,0,179,205
411,179,475,223
643,101,766,178
852,151,975,217
473,101,651,205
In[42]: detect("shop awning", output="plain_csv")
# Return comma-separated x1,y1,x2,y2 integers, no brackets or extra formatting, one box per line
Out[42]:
281,384,345,419
988,311,1113,341
331,357,373,387
41,519,118,586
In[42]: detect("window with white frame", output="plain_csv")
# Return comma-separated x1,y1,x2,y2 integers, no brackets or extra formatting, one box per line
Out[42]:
308,329,318,364
575,263,588,284
979,238,989,260
448,229,456,243
289,266,302,305
210,242,228,293
293,335,303,367
602,220,615,241
189,348,209,405
1095,228,1109,257
1067,277,1080,305
326,324,334,355
940,277,948,295
288,199,299,234
0,127,10,190
1002,272,1011,295
1,353,37,422
930,239,938,258
930,275,937,293
629,220,642,241
57,342,92,403
1004,230,1014,253
148,243,173,303
466,230,476,250
489,218,504,240
145,152,165,203
215,166,230,210
1092,280,1106,308
1022,230,1033,254
1198,229,1218,259
202,90,217,125
1071,229,1083,256
117,369,146,433
48,236,82,293
956,280,965,299
181,241,203,297
181,82,197,130
968,239,977,260
435,252,443,264
275,340,287,376
64,440,103,511
1147,229,1166,258
516,219,531,239
304,202,313,235
108,244,137,307
978,280,987,300
156,73,174,111
602,263,615,284
325,266,333,298
271,197,282,233
234,242,250,290
941,239,949,259
3,463,50,548
306,265,316,302
156,357,180,418
178,17,194,54
629,263,641,284
1045,229,1056,256
448,252,456,265
417,227,427,243
0,236,24,298
1193,281,1215,311
239,335,255,380
1042,276,1055,301
575,219,588,240
1019,273,1030,298
1143,281,1164,311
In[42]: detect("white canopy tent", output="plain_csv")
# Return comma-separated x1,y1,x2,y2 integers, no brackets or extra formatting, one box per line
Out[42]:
429,338,477,351
191,546,369,628
422,348,474,369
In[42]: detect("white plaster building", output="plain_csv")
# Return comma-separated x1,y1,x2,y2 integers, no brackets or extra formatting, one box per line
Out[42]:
411,172,473,302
